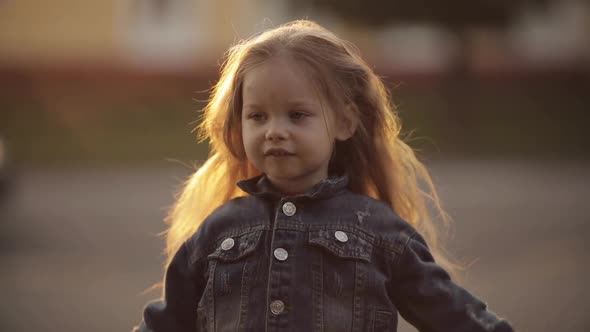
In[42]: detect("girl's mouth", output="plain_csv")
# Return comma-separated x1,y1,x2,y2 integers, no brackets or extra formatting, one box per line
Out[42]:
264,148,294,157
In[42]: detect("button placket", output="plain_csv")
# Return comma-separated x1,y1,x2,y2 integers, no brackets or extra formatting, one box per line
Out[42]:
268,202,293,321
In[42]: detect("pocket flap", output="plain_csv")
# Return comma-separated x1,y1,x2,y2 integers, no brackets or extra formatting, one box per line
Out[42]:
208,230,264,262
308,229,372,262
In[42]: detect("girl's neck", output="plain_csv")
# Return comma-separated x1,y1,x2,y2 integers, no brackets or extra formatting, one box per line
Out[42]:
267,175,321,196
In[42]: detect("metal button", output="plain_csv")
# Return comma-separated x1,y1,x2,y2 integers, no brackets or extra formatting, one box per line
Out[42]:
221,238,235,251
282,202,296,216
334,231,348,243
270,300,285,315
274,248,288,261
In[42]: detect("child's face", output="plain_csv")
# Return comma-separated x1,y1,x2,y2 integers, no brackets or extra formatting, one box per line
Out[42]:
241,55,339,194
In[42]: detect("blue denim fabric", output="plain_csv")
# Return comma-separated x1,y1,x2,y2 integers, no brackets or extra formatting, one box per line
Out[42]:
133,174,514,332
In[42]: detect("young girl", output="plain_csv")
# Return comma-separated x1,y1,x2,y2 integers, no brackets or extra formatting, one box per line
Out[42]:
133,20,514,332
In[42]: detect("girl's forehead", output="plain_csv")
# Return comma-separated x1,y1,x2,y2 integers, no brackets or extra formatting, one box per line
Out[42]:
241,55,326,106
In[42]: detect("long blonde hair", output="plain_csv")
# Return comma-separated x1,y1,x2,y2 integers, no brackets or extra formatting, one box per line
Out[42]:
164,20,459,278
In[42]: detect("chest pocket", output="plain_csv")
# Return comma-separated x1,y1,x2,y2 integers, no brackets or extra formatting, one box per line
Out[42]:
199,229,265,332
308,228,375,331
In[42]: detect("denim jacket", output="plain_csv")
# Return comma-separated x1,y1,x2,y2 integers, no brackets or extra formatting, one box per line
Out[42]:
133,174,514,332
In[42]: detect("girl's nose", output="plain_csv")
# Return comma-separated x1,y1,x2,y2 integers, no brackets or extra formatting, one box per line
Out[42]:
264,120,288,141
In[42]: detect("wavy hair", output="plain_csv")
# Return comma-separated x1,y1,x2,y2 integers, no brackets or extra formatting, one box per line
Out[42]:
163,20,459,279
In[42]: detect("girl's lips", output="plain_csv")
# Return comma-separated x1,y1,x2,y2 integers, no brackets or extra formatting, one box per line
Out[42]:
264,148,294,157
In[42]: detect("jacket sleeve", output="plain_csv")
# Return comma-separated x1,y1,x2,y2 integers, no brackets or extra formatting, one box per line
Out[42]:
132,241,203,332
390,230,514,332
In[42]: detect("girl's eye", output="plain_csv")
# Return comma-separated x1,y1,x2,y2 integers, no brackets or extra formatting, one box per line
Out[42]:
247,112,266,121
290,111,308,120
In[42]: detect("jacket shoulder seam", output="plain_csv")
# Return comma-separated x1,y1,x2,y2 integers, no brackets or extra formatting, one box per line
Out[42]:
392,228,418,267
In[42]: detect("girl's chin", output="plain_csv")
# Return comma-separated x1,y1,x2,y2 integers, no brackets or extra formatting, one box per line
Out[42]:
262,164,299,177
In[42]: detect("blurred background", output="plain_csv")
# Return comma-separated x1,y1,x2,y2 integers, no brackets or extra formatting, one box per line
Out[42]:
0,0,589,331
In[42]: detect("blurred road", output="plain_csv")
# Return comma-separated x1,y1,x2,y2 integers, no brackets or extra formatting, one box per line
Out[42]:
0,160,588,332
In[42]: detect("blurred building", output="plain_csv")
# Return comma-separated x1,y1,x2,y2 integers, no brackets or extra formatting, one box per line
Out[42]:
0,0,294,71
1,0,588,74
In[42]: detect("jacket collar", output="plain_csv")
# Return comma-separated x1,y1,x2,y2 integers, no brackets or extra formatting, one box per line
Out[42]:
237,174,349,200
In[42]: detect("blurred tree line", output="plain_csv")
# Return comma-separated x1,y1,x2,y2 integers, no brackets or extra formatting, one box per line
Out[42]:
296,0,551,27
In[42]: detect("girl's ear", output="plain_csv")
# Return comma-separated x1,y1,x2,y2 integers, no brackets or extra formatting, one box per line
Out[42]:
335,104,358,141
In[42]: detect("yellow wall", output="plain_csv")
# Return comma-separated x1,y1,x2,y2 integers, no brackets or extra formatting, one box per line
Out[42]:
0,0,120,63
0,0,288,66
0,0,332,67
